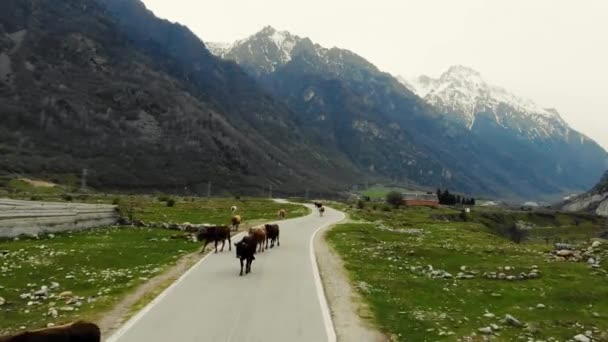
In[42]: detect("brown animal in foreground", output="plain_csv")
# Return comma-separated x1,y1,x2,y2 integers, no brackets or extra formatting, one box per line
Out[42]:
277,209,287,219
319,206,325,217
248,225,267,252
264,224,280,249
231,215,241,231
197,225,231,253
0,321,100,342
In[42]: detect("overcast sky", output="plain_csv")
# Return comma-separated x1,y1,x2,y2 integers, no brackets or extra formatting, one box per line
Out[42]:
141,0,608,150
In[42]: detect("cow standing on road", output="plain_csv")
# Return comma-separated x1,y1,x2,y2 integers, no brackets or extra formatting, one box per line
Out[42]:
249,225,267,252
234,235,257,276
319,206,325,217
197,225,231,253
264,224,280,249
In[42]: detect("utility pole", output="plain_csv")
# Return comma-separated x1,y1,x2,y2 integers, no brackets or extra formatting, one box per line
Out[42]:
269,184,273,199
207,181,211,198
80,168,87,191
305,188,309,200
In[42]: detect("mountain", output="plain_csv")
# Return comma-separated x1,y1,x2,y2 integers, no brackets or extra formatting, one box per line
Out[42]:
0,0,361,195
561,171,608,216
401,66,608,195
403,66,572,136
210,27,608,199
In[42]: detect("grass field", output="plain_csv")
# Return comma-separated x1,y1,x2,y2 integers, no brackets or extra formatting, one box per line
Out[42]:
119,197,309,225
327,206,608,341
0,227,200,334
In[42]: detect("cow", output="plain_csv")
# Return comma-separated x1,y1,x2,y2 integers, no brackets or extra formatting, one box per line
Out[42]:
313,201,323,209
231,215,241,231
248,225,267,252
197,225,231,253
319,206,325,217
0,321,100,342
234,235,257,276
277,209,287,219
230,205,238,213
264,224,280,249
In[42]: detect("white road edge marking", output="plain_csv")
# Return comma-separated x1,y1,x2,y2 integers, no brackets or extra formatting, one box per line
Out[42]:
310,207,345,342
105,231,246,342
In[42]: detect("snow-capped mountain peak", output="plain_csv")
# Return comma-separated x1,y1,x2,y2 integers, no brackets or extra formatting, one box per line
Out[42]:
207,26,303,71
401,66,566,136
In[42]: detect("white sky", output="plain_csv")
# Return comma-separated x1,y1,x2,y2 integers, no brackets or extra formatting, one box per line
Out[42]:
141,0,608,150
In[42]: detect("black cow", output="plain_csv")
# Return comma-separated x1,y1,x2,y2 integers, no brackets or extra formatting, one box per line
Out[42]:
197,225,231,253
234,235,257,276
0,321,100,342
313,201,323,208
264,224,280,249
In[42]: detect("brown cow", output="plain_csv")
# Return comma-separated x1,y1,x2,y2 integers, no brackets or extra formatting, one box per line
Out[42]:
319,206,325,217
231,215,241,231
197,225,231,253
248,225,267,252
277,209,287,219
0,321,100,342
264,224,280,249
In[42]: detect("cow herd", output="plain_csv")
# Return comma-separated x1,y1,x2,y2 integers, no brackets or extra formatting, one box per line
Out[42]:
195,206,287,276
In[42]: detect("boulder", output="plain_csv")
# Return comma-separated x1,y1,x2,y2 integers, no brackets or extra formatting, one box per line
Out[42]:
478,327,493,335
0,297,5,306
574,334,591,342
556,249,575,257
58,291,73,299
505,314,524,327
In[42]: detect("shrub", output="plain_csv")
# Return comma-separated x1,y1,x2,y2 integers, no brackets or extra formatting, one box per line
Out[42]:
504,223,529,244
166,198,176,207
372,204,378,210
386,191,403,208
357,199,365,210
112,198,121,205
381,205,392,212
157,195,170,202
62,194,73,202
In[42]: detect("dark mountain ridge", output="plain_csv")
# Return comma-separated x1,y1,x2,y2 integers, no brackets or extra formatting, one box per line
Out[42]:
0,0,362,196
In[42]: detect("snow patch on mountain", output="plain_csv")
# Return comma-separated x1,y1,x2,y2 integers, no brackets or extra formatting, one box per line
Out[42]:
205,41,232,57
401,66,568,136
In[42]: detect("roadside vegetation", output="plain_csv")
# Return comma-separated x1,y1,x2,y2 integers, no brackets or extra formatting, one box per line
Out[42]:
327,204,608,341
0,178,309,335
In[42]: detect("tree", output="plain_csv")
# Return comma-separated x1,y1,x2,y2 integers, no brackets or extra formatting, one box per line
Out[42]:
386,191,403,208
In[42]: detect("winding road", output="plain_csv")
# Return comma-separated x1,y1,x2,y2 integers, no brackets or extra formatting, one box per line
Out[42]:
106,204,345,342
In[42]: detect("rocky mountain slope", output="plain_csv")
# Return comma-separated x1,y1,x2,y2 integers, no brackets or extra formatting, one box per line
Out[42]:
0,0,361,195
561,171,608,216
210,27,608,199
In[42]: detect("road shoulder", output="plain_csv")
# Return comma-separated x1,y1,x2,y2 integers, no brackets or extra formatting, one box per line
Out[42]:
314,217,388,342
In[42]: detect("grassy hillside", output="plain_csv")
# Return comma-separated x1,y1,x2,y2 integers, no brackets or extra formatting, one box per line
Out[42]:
327,205,608,341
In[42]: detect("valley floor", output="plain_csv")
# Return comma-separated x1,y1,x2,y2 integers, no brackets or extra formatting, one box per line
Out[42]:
326,205,608,341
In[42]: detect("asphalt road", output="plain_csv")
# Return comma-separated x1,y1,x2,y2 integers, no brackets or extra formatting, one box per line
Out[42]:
106,204,345,342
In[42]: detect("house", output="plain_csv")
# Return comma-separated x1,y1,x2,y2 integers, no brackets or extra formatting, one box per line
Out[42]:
402,192,440,207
